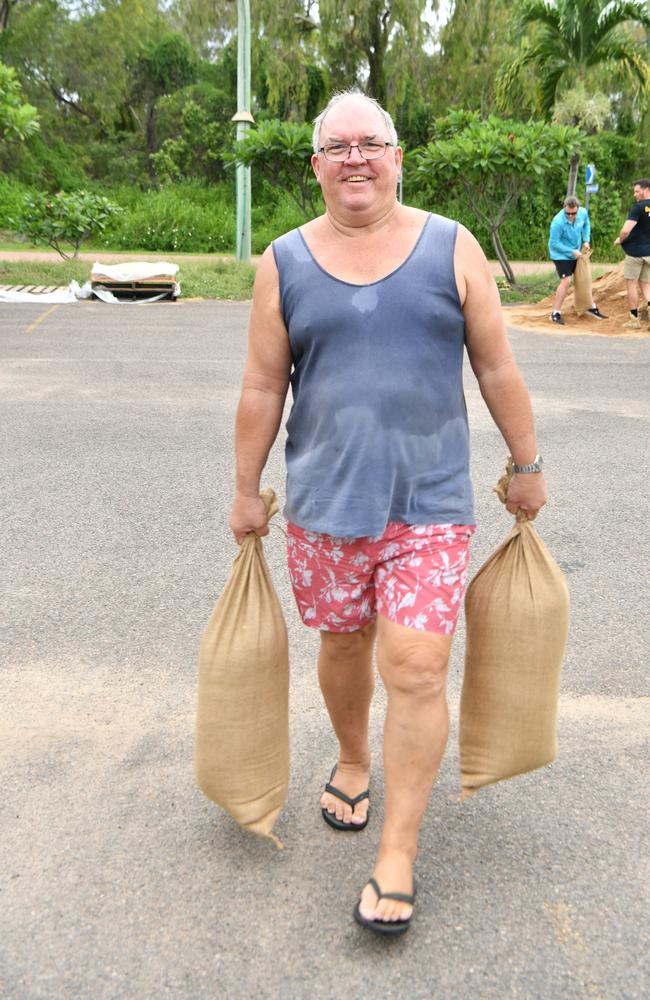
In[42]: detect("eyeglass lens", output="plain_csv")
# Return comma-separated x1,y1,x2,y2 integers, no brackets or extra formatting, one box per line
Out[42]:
322,142,389,161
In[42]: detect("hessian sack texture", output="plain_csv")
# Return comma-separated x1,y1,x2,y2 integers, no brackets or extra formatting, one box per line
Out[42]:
195,488,289,847
460,464,570,799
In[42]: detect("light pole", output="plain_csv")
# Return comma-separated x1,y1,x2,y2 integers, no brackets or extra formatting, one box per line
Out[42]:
231,0,253,263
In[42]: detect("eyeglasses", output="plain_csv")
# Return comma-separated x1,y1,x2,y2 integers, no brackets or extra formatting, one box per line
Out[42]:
565,210,578,216
318,141,394,162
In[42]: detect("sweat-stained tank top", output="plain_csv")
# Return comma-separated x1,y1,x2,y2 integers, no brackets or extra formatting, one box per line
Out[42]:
271,212,475,537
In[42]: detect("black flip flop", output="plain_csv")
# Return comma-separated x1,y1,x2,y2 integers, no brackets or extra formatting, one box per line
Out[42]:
321,764,370,831
353,876,416,936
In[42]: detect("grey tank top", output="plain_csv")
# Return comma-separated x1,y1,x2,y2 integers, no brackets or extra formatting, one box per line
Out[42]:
272,212,475,537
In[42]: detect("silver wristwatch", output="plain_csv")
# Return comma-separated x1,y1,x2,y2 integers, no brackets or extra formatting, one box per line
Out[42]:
512,453,543,474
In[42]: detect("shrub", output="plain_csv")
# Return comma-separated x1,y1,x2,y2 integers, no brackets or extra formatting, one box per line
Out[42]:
11,190,123,258
251,185,318,252
102,182,236,253
0,175,33,229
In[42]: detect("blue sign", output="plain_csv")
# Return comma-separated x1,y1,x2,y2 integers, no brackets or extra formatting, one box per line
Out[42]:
586,183,599,194
585,163,596,185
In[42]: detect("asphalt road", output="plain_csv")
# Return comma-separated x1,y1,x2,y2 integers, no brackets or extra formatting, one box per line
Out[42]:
1,300,648,1000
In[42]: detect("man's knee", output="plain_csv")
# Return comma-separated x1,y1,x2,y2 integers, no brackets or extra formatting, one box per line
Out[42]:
378,637,450,698
320,621,376,659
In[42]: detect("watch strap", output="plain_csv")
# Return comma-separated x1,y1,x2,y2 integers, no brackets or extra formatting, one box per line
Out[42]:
512,453,543,474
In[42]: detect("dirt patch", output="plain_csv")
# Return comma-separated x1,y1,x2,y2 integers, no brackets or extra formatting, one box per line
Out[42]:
504,262,649,337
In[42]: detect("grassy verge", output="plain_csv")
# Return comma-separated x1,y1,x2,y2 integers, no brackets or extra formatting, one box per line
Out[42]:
0,258,256,300
497,266,613,304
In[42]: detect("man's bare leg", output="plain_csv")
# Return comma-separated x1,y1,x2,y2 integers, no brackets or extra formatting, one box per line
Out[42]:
552,274,572,314
358,616,453,923
318,622,376,825
626,279,640,311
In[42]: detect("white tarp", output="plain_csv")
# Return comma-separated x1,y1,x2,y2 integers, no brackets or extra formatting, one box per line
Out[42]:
0,281,87,304
90,261,179,280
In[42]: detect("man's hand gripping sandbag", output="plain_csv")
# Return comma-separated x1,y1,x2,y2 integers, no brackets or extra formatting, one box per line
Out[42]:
195,488,289,847
459,461,570,799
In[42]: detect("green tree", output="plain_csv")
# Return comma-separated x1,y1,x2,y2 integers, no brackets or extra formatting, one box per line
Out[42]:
414,112,582,285
318,0,430,106
230,118,321,219
433,0,525,116
12,189,122,258
0,61,39,141
498,0,650,116
497,0,650,196
1,0,165,134
152,87,231,183
133,32,197,177
253,1,323,118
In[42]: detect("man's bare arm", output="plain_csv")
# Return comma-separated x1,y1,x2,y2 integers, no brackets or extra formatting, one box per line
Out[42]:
230,246,292,542
614,219,636,245
454,226,548,519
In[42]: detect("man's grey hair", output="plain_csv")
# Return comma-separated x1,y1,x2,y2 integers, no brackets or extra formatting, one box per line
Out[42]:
634,178,650,189
312,90,398,153
564,196,580,208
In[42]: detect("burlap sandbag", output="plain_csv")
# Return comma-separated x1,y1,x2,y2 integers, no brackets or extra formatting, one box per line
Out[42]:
459,463,570,799
573,251,593,313
196,488,289,847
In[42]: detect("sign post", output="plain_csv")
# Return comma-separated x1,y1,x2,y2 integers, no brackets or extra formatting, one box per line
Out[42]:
585,163,596,211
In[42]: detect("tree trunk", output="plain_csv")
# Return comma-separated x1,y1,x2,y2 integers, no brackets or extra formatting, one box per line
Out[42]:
366,3,389,105
491,226,516,286
566,151,580,198
0,0,18,31
145,102,157,182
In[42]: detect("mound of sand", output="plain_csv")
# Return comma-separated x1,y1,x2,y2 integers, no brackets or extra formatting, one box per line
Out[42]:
504,262,649,336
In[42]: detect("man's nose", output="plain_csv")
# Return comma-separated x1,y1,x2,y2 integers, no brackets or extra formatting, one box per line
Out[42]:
344,144,366,163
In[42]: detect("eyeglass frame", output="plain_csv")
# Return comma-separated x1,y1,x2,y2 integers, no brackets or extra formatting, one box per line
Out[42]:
317,141,396,162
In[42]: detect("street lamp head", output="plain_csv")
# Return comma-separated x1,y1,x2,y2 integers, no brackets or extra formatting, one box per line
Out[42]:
232,110,255,124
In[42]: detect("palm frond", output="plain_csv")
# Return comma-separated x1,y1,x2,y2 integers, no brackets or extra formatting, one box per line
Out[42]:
512,0,563,40
538,61,571,116
589,40,650,90
595,0,650,44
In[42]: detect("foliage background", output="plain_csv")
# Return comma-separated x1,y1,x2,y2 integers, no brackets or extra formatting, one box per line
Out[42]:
1,0,648,262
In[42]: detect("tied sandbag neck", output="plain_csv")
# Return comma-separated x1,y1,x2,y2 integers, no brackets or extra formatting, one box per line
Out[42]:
240,488,287,546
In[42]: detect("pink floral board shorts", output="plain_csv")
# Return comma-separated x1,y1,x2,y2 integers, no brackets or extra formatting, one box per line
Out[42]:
286,521,475,636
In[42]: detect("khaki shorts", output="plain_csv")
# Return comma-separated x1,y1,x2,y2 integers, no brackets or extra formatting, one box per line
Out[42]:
623,255,650,282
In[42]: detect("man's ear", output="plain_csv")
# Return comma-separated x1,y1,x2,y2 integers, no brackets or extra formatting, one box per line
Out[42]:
311,152,321,183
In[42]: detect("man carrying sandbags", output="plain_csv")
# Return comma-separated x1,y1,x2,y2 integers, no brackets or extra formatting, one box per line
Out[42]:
229,90,547,937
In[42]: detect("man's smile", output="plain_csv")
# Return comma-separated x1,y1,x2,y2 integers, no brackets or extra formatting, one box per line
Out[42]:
343,175,371,183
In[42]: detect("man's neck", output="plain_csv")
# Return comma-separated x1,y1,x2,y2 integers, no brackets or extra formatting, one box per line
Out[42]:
323,201,403,239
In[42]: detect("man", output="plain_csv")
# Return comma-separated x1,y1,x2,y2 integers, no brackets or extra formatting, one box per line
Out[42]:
614,178,650,330
229,91,547,936
548,196,607,325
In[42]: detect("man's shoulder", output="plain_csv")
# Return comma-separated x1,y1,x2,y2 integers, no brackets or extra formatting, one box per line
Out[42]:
629,200,650,219
550,209,565,226
270,224,305,249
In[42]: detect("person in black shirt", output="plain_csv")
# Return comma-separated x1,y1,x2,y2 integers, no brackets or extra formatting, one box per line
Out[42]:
614,178,650,329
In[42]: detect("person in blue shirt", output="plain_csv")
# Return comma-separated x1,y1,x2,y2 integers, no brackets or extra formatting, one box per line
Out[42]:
548,196,607,324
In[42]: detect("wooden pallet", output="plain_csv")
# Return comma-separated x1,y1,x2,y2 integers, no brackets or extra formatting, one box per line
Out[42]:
90,278,177,300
